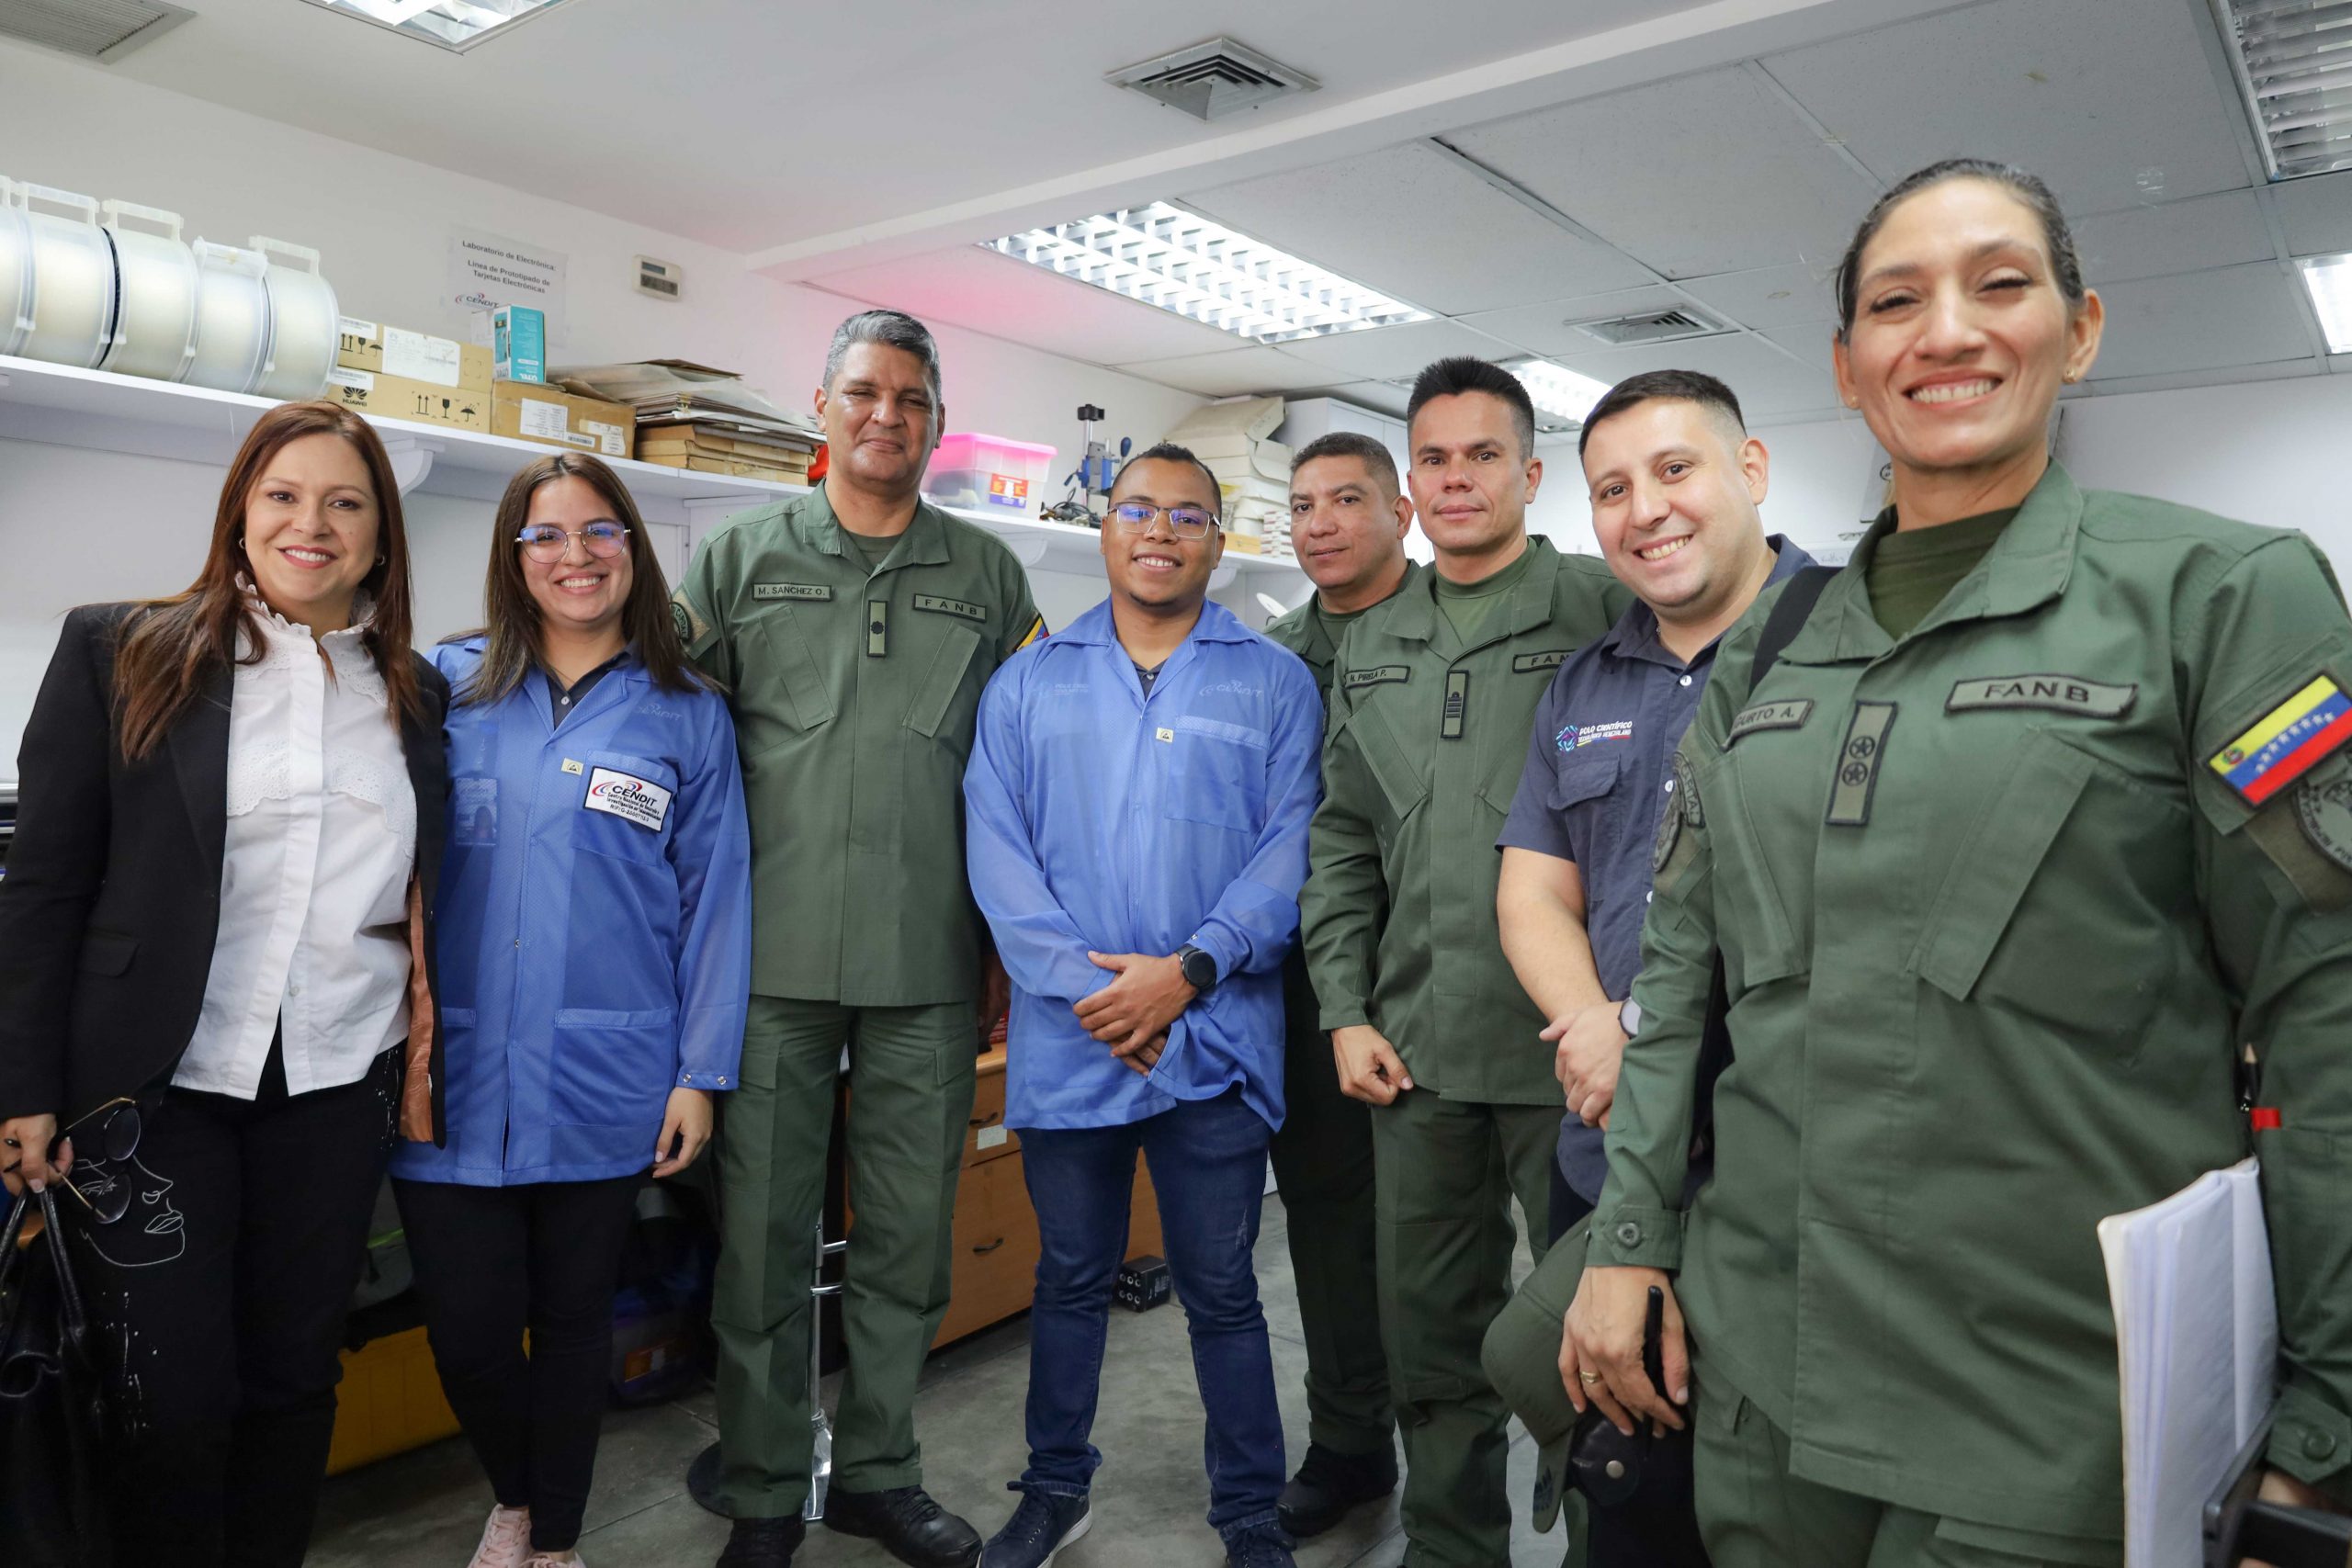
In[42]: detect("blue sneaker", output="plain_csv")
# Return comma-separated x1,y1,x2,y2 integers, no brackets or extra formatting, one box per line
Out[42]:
980,1483,1091,1568
1222,1523,1296,1568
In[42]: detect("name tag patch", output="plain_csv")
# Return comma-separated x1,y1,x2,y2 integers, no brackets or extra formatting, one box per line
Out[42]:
1557,719,1634,753
1513,650,1570,673
584,767,672,832
1946,675,2136,719
2210,675,2352,806
1727,700,1814,745
753,582,832,602
1345,665,1411,690
914,593,987,623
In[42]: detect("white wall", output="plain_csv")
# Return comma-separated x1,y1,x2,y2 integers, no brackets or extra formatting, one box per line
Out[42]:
0,50,1217,778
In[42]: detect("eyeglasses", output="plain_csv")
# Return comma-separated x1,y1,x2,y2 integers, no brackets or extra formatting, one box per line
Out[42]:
1108,502,1218,539
516,522,630,562
51,1098,143,1225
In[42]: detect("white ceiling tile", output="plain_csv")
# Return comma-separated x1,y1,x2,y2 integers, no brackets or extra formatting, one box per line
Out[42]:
1317,381,1415,419
2070,190,2276,284
1676,264,1842,330
1458,286,1692,357
1761,323,1841,378
1547,333,1842,421
2274,171,2352,257
1276,318,1524,381
1446,67,1883,280
809,247,1246,367
2086,265,2318,380
1185,142,1656,316
1760,0,2252,216
1111,346,1346,399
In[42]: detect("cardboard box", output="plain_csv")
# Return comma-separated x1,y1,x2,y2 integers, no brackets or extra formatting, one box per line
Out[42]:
325,367,491,432
489,305,546,384
335,318,491,391
492,379,633,458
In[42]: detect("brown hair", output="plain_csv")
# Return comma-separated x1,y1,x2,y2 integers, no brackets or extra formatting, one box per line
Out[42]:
450,452,713,707
112,400,424,762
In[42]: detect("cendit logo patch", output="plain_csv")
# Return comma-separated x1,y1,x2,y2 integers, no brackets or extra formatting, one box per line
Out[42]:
583,767,672,832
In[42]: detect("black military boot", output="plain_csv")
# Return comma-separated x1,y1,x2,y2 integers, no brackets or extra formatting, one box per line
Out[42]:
716,1514,807,1566
822,1483,983,1568
1276,1441,1399,1538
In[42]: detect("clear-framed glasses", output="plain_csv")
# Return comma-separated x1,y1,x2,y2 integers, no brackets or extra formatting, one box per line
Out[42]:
1108,502,1218,539
516,522,630,562
52,1097,143,1224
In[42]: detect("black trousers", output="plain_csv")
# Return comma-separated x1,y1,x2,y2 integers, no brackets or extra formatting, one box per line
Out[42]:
73,1043,401,1568
393,1171,644,1551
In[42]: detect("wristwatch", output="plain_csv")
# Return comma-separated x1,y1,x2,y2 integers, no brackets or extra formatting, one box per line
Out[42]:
1177,943,1219,993
1617,998,1643,1038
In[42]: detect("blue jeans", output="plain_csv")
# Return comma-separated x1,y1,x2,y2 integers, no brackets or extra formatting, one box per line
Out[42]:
1015,1087,1284,1546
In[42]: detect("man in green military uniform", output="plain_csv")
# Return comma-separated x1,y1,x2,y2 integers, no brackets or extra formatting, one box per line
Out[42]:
675,310,1041,1568
1304,358,1629,1566
1261,431,1418,1538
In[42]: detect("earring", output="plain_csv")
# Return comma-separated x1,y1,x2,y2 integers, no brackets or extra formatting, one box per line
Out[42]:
375,553,387,567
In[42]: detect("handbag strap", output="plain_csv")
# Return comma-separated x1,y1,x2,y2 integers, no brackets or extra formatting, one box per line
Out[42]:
0,1189,31,1296
35,1190,90,1347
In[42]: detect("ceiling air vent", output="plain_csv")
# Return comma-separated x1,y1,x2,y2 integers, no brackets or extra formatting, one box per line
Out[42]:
0,0,193,60
1108,37,1319,121
1571,308,1732,347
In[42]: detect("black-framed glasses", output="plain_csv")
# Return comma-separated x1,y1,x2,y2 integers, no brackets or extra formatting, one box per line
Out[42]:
1108,502,1218,539
51,1098,143,1224
516,522,630,562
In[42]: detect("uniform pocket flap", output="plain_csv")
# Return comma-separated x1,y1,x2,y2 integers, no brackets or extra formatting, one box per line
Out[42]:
1171,714,1270,749
1546,754,1621,810
906,623,981,739
1912,733,2098,1002
77,930,137,976
1349,703,1428,822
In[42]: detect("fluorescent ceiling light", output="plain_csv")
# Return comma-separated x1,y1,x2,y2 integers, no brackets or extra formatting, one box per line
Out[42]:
2301,253,2352,352
2211,0,2352,178
299,0,576,51
985,202,1430,344
1510,359,1614,431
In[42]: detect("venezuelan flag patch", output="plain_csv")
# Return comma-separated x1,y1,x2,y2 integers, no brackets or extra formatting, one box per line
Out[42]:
2209,675,2352,805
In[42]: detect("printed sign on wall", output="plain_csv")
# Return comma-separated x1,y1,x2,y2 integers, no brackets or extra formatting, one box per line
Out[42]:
447,226,569,343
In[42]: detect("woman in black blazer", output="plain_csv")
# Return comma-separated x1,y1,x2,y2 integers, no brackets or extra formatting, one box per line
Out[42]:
0,400,450,1567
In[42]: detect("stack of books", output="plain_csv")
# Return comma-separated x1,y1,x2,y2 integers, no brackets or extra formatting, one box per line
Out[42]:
549,359,821,482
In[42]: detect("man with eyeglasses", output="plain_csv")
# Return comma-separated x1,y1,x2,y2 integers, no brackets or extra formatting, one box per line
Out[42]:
963,443,1321,1568
673,310,1043,1568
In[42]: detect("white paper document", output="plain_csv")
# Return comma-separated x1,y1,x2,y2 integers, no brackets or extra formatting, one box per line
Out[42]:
2098,1158,2276,1568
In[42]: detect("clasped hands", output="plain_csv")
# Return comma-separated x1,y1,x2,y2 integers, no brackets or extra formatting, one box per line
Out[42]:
1074,951,1195,1077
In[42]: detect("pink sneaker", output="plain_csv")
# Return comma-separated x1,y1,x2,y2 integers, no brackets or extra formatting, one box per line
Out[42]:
469,1505,531,1568
521,1555,583,1567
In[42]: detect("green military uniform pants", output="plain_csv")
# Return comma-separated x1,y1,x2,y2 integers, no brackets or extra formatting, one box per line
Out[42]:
1696,1388,2120,1568
1372,1088,1560,1565
712,995,978,1518
1266,969,1393,1457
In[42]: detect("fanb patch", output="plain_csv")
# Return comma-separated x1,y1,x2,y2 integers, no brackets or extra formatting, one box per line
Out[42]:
2209,675,2352,806
914,593,987,623
1946,675,2136,718
1512,650,1570,674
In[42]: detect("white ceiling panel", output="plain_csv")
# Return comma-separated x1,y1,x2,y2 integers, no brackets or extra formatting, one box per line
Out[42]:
2070,190,2276,284
1457,286,1693,357
2275,171,2352,257
1761,322,1841,378
2086,264,2317,381
809,246,1248,367
1317,381,1415,419
1110,345,1342,398
1760,0,2252,216
1446,66,1883,279
1549,333,1843,419
1185,142,1657,316
1278,318,1525,381
1677,264,1842,329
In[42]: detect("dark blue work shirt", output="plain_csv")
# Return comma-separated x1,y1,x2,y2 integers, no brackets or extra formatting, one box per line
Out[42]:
1497,537,1814,1201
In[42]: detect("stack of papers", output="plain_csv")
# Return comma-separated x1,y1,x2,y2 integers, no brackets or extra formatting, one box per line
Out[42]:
551,359,821,450
2098,1158,2276,1568
1164,397,1295,560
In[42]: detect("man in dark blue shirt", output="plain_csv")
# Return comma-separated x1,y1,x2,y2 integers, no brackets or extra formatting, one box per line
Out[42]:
1483,370,1814,1566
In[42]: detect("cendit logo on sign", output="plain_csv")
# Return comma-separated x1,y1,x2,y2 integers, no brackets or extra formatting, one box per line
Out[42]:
583,767,673,832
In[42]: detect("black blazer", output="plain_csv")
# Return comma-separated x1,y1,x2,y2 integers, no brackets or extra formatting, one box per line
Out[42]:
0,604,450,1134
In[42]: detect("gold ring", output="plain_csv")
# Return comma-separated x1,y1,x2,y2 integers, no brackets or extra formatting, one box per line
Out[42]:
1578,1371,1603,1384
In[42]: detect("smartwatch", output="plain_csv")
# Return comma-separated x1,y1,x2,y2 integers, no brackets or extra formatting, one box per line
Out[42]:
1178,943,1219,993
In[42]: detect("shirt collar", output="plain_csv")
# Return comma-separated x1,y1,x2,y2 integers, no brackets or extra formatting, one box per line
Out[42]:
1593,535,1814,668
1059,596,1257,649
237,575,378,650
797,480,951,569
1384,536,1561,648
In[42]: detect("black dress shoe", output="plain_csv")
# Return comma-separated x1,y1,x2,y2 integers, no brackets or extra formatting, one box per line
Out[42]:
1277,1442,1399,1539
717,1515,807,1566
823,1483,983,1568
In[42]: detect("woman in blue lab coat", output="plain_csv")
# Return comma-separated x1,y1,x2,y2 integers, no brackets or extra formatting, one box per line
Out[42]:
391,452,752,1568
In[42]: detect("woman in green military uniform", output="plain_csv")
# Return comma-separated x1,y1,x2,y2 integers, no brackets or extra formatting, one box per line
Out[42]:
1564,159,2352,1564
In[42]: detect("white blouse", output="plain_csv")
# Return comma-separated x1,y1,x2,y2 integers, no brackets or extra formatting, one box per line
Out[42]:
174,593,418,1100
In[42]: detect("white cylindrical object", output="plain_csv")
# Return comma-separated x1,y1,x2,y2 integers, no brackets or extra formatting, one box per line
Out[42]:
0,178,34,358
184,238,272,393
17,183,114,369
98,200,199,382
249,235,337,401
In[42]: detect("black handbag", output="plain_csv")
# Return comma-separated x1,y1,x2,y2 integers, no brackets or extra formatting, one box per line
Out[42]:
0,1188,113,1568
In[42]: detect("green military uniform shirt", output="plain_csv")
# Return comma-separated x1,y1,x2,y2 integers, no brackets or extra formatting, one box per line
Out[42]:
1304,537,1629,1103
675,483,1041,1006
1592,463,2352,1539
1263,562,1424,701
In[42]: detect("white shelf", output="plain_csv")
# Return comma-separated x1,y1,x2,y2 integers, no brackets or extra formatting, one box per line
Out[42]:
0,355,1308,590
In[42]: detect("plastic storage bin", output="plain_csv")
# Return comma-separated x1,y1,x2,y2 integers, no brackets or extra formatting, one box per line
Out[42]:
16,183,114,369
251,235,337,401
924,433,1056,517
98,200,199,382
184,238,273,394
0,178,33,357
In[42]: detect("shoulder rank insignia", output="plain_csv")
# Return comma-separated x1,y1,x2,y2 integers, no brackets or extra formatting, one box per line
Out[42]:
2209,675,2352,806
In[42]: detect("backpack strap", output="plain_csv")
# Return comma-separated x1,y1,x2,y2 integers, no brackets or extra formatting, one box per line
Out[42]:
1748,565,1840,691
